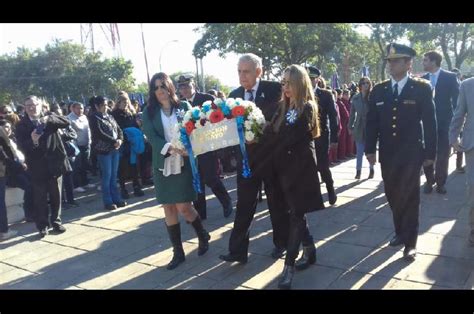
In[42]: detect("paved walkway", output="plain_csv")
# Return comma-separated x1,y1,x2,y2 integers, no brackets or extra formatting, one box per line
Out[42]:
1,154,473,289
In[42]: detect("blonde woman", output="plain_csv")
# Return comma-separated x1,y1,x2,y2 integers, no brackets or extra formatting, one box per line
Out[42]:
261,65,324,289
142,72,210,270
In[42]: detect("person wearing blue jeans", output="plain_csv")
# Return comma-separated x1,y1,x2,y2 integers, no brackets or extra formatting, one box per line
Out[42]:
348,77,374,179
97,150,123,208
88,95,127,210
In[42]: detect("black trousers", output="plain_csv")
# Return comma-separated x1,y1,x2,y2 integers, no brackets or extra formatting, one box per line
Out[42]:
73,145,90,188
423,129,449,187
33,176,63,231
228,168,289,257
381,160,422,248
193,152,231,219
315,136,334,186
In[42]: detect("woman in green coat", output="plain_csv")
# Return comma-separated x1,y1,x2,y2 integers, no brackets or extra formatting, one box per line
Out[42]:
142,72,210,270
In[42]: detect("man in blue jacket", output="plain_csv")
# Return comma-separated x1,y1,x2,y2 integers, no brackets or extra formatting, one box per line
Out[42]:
422,51,460,194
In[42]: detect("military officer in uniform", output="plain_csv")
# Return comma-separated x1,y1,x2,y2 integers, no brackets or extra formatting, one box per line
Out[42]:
306,66,338,205
365,43,437,261
177,74,233,219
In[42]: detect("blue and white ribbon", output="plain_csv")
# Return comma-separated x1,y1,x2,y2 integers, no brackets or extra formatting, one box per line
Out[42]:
236,116,252,178
180,128,202,193
286,109,298,124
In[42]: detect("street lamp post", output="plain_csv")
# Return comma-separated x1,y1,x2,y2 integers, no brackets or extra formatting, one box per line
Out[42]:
159,40,179,72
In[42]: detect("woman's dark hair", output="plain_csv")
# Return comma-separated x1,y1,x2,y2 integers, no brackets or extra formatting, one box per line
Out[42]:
147,72,179,119
88,96,106,113
358,76,372,103
0,119,10,127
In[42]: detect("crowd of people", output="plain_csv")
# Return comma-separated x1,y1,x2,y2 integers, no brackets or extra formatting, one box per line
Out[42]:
0,43,473,290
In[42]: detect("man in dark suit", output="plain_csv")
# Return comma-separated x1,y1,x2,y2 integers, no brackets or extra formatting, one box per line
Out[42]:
366,43,437,260
306,66,338,205
422,51,460,194
219,53,289,263
177,74,233,220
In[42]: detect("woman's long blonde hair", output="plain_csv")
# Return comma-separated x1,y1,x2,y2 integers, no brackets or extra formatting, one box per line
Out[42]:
274,64,320,138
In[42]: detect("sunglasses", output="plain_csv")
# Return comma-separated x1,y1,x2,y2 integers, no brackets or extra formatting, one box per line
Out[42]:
153,84,167,91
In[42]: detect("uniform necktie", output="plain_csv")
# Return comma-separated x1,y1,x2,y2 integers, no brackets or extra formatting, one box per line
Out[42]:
246,89,254,101
393,83,398,98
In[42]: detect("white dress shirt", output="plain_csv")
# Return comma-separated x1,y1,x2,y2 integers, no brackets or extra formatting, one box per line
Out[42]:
245,79,260,101
160,109,183,176
391,73,409,96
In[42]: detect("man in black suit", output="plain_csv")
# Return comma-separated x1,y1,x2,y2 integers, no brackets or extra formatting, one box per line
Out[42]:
219,53,290,263
306,66,338,205
422,51,460,194
177,74,233,220
366,43,437,261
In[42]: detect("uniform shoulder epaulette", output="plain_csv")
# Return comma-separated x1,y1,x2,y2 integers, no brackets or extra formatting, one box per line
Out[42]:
412,76,430,85
373,79,390,89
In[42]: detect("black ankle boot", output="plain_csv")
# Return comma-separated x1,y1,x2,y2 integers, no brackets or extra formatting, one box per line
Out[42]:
121,188,130,199
191,216,211,256
355,170,361,179
166,223,185,270
295,244,316,271
327,184,337,205
278,265,295,289
133,186,145,197
368,168,374,179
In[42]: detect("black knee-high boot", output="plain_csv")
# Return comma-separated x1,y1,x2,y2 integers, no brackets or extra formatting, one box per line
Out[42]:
278,215,304,289
295,221,316,271
166,223,185,270
191,216,211,256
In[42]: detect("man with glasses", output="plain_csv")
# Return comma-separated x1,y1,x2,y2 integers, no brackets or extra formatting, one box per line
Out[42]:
16,96,71,238
177,74,233,220
365,43,437,260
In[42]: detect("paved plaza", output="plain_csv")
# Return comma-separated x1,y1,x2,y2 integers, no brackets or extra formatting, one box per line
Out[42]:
1,154,473,290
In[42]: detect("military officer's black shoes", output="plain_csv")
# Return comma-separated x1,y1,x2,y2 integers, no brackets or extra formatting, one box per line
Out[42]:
436,185,447,194
355,170,361,179
403,246,416,261
295,244,316,270
219,253,248,264
368,168,374,179
223,204,233,218
389,235,404,247
278,265,295,289
423,182,433,194
271,246,286,259
327,184,337,205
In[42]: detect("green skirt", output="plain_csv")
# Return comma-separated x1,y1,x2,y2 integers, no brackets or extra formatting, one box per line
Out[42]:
153,158,197,204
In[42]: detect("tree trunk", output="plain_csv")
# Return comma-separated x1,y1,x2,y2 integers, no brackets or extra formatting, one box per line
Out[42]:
380,58,387,81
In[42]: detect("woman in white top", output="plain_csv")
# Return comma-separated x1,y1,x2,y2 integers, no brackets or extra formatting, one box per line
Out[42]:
142,72,210,270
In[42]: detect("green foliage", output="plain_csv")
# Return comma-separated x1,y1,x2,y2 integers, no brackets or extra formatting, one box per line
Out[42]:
0,39,135,105
193,23,352,79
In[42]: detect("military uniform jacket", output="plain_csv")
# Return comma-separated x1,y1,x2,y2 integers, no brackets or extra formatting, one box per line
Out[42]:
365,77,437,165
315,87,338,144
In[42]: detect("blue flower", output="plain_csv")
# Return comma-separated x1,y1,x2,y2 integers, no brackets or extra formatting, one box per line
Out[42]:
222,105,231,116
202,103,211,113
286,109,298,125
192,108,201,120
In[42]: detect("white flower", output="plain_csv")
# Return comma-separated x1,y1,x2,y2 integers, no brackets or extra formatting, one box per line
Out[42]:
244,120,252,129
225,98,236,108
245,131,255,142
200,112,206,120
195,120,203,129
214,98,223,106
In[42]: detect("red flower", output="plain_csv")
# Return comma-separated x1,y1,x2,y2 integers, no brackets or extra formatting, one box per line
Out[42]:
185,121,196,135
232,106,245,117
209,110,224,123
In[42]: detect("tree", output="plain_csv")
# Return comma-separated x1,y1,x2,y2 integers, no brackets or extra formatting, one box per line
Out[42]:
406,23,473,70
193,23,352,79
0,39,135,105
